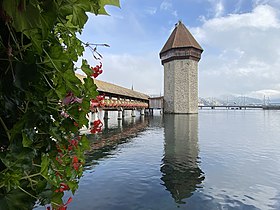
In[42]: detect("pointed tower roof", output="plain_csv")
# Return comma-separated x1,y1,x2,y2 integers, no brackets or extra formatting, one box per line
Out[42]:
160,21,203,55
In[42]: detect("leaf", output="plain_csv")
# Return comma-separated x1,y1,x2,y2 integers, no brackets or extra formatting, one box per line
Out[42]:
40,154,50,178
22,133,32,148
40,1,58,39
3,1,41,33
51,192,63,207
67,180,78,194
14,63,39,91
0,187,36,210
80,135,90,150
72,6,88,28
83,77,98,98
63,69,82,96
81,59,92,76
98,0,120,15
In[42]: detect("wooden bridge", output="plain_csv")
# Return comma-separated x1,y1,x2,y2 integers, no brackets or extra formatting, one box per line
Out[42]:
76,74,149,111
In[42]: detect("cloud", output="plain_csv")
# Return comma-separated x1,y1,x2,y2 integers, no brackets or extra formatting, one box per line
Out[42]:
203,5,279,31
145,7,157,15
160,0,178,17
250,89,280,99
215,0,224,17
206,0,225,18
192,4,280,99
233,0,243,13
253,0,280,7
79,52,163,96
172,10,178,18
160,0,172,11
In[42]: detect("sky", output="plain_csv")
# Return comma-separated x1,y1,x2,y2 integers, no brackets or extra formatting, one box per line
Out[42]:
77,0,280,100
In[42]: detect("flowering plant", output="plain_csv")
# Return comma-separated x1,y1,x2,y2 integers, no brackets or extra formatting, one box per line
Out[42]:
0,0,119,209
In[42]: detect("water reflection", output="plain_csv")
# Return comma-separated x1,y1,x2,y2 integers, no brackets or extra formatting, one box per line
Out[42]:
85,115,149,167
161,114,205,204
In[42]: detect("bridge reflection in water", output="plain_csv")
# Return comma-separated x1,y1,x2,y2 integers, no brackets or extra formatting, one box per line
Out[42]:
161,114,205,204
84,114,149,167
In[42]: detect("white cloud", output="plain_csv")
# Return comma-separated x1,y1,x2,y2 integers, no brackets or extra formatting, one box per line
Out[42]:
203,5,279,31
250,89,280,99
253,0,280,8
145,7,157,15
80,52,163,96
160,0,178,18
160,0,172,11
207,0,225,18
234,0,243,13
192,5,280,99
215,0,224,17
172,10,178,18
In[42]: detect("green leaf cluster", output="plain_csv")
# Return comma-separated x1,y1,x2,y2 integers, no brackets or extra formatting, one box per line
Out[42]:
0,0,120,209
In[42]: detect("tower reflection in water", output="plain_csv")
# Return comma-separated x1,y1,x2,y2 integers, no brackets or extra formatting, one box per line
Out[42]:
161,114,205,204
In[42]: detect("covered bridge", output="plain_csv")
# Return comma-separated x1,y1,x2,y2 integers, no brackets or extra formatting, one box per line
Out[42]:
76,74,149,108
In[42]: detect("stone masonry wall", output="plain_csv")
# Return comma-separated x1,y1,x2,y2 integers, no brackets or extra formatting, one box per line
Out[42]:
164,59,198,114
164,62,175,113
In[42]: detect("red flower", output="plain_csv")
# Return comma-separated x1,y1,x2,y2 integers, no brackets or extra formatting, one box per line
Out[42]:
72,155,81,171
90,119,103,134
90,94,105,109
91,63,103,78
55,183,70,193
57,197,73,210
68,139,78,151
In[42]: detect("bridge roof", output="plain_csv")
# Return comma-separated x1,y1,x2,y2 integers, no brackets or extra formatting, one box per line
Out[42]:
160,21,203,54
76,74,149,101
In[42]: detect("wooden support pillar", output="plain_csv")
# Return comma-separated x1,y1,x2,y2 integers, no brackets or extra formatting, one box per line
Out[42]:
140,108,145,116
118,120,123,131
118,109,123,120
104,110,109,120
140,115,144,122
131,109,136,117
104,118,109,130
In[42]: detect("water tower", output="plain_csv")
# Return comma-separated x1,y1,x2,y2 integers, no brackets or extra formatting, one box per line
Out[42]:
159,21,203,114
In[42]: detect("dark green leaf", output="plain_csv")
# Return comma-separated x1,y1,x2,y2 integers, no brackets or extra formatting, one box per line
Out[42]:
40,154,50,178
81,59,92,76
22,133,32,148
80,135,90,150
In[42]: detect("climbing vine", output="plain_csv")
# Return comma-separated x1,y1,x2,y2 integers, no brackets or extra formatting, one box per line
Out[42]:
0,0,119,209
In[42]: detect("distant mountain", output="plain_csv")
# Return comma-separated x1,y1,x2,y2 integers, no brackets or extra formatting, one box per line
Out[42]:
199,95,263,106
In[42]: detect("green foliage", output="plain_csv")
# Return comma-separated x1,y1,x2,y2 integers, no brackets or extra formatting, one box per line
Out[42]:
0,0,120,209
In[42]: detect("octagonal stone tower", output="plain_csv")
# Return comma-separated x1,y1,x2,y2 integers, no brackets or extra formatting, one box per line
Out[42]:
160,21,203,114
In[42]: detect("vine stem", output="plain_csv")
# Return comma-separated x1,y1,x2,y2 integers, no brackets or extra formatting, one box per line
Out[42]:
24,101,29,113
18,186,38,200
0,116,11,141
43,49,60,72
42,73,55,90
21,172,41,180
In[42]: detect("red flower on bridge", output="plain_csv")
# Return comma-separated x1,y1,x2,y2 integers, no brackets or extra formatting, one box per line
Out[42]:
91,63,103,78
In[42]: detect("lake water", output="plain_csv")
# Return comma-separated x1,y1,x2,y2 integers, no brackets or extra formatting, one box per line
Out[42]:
68,110,280,210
